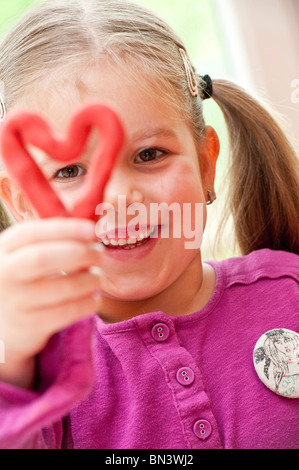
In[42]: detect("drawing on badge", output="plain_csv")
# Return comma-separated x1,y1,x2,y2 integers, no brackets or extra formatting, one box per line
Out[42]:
254,329,299,395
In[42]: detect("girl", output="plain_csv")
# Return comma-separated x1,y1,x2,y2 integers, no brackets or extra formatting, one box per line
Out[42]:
0,0,298,449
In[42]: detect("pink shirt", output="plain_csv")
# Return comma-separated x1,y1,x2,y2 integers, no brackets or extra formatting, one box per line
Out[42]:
0,249,298,449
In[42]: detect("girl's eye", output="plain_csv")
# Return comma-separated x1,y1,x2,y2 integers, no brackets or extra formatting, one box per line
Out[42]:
54,164,86,179
134,148,165,163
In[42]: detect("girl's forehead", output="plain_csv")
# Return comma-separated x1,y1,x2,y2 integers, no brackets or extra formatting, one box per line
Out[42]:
17,62,186,138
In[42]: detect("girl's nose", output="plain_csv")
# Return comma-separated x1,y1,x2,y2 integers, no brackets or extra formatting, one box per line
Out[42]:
103,170,144,208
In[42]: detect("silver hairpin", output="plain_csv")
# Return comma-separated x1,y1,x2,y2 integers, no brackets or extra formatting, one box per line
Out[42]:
0,93,6,122
179,48,199,97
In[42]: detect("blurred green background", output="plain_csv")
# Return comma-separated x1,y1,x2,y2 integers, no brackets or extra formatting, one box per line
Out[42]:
0,0,231,258
0,0,228,75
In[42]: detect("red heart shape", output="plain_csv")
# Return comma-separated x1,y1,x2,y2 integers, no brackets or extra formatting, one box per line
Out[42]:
0,103,125,221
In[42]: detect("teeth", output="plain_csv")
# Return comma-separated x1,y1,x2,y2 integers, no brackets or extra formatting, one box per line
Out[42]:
99,227,156,248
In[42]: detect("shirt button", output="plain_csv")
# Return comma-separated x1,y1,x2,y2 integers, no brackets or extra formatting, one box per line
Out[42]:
151,323,170,342
193,419,212,440
176,367,195,386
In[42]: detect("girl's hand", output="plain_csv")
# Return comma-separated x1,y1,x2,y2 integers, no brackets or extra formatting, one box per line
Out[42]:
0,218,102,389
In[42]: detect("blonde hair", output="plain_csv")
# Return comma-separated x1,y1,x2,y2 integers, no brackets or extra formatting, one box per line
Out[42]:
0,0,298,253
0,200,11,232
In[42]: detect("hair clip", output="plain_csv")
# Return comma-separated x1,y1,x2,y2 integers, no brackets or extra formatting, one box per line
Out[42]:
0,93,6,122
179,48,199,97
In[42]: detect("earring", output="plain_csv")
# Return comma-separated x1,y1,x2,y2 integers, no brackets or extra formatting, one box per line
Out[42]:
206,190,216,205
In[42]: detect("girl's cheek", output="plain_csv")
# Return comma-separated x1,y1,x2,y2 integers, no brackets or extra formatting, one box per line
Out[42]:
154,160,203,202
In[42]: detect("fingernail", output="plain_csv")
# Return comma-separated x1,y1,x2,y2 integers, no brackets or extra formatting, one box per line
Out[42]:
89,242,104,253
89,266,102,276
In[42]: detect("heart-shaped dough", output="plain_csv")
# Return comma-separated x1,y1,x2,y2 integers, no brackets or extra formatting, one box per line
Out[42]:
0,103,125,221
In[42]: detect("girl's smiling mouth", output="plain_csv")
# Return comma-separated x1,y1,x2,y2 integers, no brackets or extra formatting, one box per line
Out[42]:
98,225,159,250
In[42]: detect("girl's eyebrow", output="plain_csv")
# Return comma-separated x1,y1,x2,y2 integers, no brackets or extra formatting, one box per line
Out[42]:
131,127,179,143
27,135,96,168
26,147,77,170
26,146,55,168
27,129,176,170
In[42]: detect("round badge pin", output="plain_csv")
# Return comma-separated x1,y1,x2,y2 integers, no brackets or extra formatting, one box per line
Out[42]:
253,328,299,398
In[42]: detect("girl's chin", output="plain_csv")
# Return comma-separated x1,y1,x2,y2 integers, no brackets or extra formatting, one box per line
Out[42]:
97,286,159,303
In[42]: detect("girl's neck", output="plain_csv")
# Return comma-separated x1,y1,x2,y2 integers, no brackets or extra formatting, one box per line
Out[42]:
97,252,216,324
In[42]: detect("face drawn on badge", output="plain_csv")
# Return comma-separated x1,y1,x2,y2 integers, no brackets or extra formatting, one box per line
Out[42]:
253,329,299,398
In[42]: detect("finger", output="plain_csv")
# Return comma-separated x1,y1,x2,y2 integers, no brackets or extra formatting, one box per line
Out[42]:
31,292,99,337
0,218,97,253
4,269,102,312
2,240,103,282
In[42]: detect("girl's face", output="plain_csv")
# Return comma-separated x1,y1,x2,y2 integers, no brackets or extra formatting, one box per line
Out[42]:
275,337,296,357
6,63,219,305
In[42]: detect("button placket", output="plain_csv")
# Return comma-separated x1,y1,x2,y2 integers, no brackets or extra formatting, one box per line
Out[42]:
136,315,222,448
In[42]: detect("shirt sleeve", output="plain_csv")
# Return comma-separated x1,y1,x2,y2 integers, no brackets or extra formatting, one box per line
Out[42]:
0,315,96,449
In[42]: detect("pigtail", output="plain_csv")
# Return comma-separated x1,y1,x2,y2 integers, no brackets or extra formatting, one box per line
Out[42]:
211,79,299,255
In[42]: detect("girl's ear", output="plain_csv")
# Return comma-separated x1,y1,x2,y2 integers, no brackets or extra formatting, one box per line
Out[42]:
0,171,35,221
198,126,220,192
